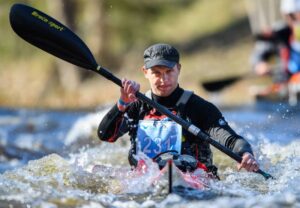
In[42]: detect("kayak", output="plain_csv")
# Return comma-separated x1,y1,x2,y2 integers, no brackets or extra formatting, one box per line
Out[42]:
134,153,213,192
158,161,211,190
92,154,213,193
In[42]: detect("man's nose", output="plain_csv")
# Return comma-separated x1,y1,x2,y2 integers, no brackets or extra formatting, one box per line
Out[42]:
160,73,168,81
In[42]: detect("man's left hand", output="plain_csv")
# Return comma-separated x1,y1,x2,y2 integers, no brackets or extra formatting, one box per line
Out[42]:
237,152,259,172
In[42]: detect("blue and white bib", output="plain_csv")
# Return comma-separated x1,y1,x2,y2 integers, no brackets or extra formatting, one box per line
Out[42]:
136,119,182,159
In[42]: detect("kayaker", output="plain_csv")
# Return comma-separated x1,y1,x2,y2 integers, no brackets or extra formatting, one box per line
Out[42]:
251,0,300,97
98,43,259,176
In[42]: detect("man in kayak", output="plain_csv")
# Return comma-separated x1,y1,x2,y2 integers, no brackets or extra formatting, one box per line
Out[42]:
251,0,300,98
98,43,259,176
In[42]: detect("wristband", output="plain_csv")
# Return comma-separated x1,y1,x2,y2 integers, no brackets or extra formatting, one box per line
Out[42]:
118,98,130,107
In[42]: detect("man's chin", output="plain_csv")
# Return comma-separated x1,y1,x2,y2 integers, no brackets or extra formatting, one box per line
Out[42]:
156,90,172,97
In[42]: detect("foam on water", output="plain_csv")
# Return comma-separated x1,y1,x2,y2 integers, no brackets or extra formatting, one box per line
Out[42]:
0,104,299,207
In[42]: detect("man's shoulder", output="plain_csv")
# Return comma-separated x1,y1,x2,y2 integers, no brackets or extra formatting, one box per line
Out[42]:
188,93,222,115
189,93,216,108
176,90,194,107
182,92,223,127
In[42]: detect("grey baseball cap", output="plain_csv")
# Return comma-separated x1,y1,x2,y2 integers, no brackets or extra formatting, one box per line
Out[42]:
144,43,180,69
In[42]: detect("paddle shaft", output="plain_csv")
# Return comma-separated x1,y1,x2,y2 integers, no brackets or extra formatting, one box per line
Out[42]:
96,66,273,180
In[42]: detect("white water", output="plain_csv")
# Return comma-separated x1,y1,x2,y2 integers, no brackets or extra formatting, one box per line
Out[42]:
0,102,299,207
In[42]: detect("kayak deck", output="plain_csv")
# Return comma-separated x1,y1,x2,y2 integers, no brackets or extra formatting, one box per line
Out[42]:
150,161,212,190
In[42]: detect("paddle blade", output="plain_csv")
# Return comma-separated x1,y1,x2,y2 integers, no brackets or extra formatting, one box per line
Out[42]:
9,3,98,70
202,76,240,92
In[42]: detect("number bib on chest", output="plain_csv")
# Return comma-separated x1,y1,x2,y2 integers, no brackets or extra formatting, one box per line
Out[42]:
136,120,182,158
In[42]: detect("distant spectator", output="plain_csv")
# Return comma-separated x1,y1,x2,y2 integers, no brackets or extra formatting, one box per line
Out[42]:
251,0,300,96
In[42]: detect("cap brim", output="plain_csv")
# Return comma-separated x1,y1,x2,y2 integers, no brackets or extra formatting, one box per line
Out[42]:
145,59,177,69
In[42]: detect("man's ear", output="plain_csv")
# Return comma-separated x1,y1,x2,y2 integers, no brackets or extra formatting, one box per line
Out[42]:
142,66,148,77
177,63,181,72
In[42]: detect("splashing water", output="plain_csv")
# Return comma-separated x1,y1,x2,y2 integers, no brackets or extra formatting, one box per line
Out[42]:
0,102,299,207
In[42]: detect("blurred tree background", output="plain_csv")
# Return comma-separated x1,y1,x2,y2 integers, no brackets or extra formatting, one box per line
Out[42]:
0,0,260,109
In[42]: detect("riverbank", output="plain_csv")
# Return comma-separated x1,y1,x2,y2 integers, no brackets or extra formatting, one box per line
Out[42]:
1,0,260,109
1,36,266,110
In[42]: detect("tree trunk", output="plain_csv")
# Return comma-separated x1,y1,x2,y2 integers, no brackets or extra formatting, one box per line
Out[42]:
46,0,81,92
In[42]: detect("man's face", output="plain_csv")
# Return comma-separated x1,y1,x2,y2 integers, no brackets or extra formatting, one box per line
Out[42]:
143,64,181,97
286,12,300,26
285,12,300,40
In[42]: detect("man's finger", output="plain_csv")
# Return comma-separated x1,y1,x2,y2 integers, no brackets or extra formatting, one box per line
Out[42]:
237,163,242,171
251,162,259,172
129,93,136,101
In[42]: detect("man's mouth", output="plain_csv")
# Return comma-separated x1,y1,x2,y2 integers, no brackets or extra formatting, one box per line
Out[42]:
158,85,170,90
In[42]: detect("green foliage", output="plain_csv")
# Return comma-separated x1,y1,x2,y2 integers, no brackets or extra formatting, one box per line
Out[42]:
0,0,50,61
151,0,246,43
1,0,247,64
105,0,196,46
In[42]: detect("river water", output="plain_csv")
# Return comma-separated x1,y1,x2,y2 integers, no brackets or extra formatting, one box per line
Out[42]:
0,101,299,208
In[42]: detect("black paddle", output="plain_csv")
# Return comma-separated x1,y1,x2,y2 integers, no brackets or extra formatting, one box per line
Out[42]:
9,3,274,180
202,76,242,92
202,69,278,92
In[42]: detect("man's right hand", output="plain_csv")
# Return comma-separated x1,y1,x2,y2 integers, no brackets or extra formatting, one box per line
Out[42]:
117,78,140,111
